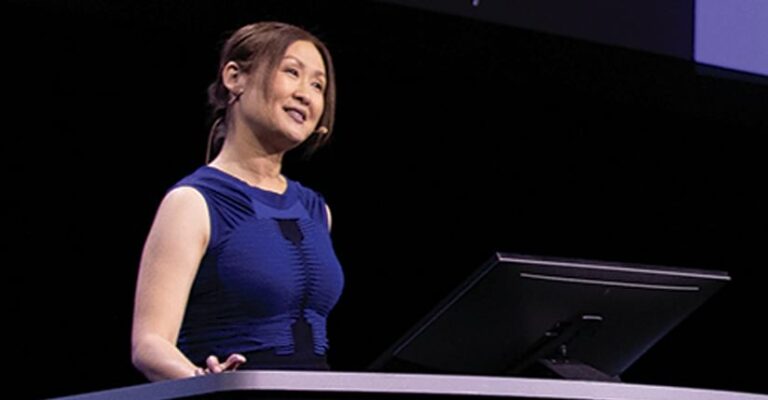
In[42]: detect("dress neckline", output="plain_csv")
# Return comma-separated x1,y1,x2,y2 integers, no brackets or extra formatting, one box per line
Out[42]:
202,165,299,210
203,165,289,194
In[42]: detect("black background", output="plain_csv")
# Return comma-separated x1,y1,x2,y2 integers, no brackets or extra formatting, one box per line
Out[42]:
6,0,767,398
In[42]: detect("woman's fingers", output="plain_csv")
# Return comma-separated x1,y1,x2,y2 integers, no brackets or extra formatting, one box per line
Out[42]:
201,353,247,376
222,353,247,371
206,355,223,373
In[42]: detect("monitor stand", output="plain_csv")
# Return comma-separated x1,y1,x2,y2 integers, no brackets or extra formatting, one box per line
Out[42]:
506,314,621,382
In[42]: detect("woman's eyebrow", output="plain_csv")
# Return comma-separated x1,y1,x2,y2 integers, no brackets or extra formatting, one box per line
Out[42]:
284,55,326,78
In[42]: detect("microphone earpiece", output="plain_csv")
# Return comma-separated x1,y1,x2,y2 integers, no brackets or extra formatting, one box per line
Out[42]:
315,126,329,134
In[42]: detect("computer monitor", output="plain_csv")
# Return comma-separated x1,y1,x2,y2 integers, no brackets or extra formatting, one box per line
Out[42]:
369,252,730,381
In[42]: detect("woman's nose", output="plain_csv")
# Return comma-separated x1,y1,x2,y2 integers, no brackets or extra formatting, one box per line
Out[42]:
293,87,310,105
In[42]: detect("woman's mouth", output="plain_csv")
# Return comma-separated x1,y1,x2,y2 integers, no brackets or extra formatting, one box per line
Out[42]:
284,107,306,124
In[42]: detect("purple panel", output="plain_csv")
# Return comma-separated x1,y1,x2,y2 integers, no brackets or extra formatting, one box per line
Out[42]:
695,0,768,76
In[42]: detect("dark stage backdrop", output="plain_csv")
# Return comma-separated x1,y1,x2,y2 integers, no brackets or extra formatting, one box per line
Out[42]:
6,1,766,398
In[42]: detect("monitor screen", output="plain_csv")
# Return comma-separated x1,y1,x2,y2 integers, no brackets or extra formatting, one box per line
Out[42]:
370,253,729,380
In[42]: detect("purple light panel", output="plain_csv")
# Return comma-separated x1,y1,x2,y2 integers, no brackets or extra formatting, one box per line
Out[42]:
695,0,768,76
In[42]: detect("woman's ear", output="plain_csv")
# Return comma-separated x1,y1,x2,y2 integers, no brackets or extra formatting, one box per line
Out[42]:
222,61,246,95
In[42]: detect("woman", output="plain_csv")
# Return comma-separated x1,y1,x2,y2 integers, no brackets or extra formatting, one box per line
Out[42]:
131,21,344,381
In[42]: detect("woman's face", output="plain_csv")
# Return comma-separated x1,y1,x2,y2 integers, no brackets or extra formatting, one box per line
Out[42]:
242,40,327,149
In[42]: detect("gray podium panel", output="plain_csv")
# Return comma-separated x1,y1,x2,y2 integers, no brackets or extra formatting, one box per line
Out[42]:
52,371,767,400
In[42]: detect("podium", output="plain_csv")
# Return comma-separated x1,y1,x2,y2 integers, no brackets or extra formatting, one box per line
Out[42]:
52,370,767,400
54,255,754,399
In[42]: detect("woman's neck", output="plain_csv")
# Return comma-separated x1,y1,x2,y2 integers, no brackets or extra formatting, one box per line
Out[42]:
210,130,287,191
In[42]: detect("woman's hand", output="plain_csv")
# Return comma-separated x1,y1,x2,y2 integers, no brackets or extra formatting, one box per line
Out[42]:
195,353,247,376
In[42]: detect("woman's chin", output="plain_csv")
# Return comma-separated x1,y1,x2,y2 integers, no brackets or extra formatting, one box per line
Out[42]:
280,129,311,148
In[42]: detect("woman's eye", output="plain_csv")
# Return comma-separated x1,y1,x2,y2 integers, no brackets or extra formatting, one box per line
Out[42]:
286,68,299,76
312,82,325,91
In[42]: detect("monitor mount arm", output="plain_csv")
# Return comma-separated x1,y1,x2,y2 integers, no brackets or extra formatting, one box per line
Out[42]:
506,314,620,382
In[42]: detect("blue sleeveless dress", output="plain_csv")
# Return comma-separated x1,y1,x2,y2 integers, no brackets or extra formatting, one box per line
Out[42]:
172,166,344,370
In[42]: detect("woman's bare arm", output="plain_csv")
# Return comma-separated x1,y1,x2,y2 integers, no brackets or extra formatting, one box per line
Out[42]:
131,187,210,381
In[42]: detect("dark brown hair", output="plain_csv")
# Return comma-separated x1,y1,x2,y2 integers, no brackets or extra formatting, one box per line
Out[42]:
206,22,337,162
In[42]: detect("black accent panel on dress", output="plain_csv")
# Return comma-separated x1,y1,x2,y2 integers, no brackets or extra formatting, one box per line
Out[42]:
277,219,304,245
